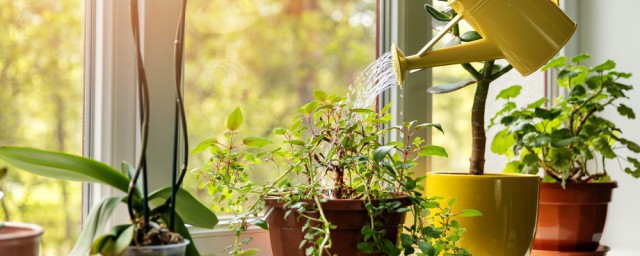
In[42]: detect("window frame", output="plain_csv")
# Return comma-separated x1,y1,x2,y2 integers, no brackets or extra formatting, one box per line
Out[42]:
83,0,431,253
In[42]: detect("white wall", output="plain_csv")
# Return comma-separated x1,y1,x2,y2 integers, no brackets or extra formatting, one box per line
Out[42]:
576,0,640,254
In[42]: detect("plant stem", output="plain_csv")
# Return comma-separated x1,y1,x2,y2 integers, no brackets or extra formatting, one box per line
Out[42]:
470,77,490,175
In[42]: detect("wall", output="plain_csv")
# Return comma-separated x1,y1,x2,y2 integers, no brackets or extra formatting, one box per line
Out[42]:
577,0,640,254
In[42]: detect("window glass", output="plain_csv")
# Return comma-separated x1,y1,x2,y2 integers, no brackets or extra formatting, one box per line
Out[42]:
0,1,83,255
184,0,376,212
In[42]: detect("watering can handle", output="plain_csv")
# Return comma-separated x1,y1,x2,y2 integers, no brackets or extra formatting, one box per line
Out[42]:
417,14,463,57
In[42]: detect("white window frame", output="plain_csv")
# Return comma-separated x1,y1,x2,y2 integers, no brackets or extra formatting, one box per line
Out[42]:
83,0,429,254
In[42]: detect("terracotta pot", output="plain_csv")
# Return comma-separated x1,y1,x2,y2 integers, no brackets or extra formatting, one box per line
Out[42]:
265,196,410,256
534,182,617,252
425,173,541,256
0,222,43,256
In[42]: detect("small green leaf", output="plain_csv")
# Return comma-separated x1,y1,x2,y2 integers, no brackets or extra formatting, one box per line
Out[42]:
585,76,603,90
252,219,269,230
491,129,515,155
447,198,457,207
619,138,640,153
414,123,444,134
227,107,243,131
313,90,327,101
418,145,448,157
237,249,260,256
191,138,219,154
591,60,616,72
243,137,271,148
617,104,636,119
527,98,548,109
417,240,435,256
286,140,306,146
460,209,483,217
424,4,452,21
542,56,567,71
593,137,616,159
496,85,522,100
503,161,522,174
374,145,395,163
534,107,560,120
570,53,590,63
350,108,376,114
460,31,483,42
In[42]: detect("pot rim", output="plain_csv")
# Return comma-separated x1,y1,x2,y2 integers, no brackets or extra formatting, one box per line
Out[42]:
540,181,618,190
428,172,540,179
0,222,43,241
264,193,412,210
127,238,190,250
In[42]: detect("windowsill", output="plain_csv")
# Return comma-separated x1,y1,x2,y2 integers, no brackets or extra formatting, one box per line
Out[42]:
188,219,272,255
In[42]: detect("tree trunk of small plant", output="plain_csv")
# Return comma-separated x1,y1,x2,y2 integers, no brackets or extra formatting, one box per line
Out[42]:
470,78,490,175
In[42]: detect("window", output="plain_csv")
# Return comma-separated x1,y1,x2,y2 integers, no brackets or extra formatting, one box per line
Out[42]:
0,1,84,255
182,0,378,213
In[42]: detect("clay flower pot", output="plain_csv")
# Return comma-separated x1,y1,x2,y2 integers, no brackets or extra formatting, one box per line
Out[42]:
533,182,617,252
0,222,43,256
265,196,410,256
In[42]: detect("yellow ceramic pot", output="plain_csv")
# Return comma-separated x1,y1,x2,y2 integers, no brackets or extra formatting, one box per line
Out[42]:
426,173,540,256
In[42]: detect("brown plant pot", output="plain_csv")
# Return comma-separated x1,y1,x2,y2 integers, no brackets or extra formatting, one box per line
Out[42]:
265,196,410,256
0,222,43,256
534,182,617,252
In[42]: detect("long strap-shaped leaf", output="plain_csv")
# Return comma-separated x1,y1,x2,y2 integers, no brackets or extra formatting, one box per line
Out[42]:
69,196,125,256
0,146,130,193
149,186,218,229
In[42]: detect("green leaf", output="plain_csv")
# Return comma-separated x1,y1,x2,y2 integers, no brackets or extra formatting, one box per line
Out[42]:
302,101,318,114
149,187,218,228
496,85,522,100
447,198,457,207
585,76,603,90
286,140,306,146
491,129,515,155
534,107,560,120
414,123,444,134
91,224,134,256
591,60,616,72
503,161,522,174
418,145,448,157
542,56,567,71
427,79,476,94
313,90,328,101
113,224,135,256
417,240,435,256
243,137,271,148
570,53,590,63
527,98,547,109
619,138,640,153
569,85,586,97
593,137,616,159
617,104,636,119
0,146,130,193
460,209,483,217
460,31,483,42
424,4,452,21
548,148,573,170
350,108,376,114
70,196,125,256
373,145,395,163
252,219,269,230
227,107,243,131
191,138,219,154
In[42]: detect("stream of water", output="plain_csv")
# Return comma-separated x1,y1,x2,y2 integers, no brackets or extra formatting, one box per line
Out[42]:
346,51,399,109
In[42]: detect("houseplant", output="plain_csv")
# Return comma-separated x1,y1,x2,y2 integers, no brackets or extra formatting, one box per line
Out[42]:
191,92,481,255
393,3,544,255
0,0,219,255
491,54,640,254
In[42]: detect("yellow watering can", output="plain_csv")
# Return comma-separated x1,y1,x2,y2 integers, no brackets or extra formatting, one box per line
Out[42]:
392,0,576,86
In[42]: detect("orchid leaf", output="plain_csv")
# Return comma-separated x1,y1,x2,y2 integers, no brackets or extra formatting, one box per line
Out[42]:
69,196,125,256
0,146,130,193
149,186,218,229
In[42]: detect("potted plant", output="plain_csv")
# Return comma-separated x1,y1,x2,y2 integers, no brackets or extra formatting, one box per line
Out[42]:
390,4,544,255
491,54,640,255
0,167,44,256
0,0,218,255
191,92,481,255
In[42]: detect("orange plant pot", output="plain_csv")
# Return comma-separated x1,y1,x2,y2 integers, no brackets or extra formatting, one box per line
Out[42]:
534,182,617,252
265,196,410,256
0,222,43,256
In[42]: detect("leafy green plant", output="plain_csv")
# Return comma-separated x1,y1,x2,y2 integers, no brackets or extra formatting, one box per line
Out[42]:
424,1,514,175
192,91,480,256
0,0,218,255
491,54,640,184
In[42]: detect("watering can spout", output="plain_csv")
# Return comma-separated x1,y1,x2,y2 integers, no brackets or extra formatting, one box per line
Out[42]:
391,0,576,86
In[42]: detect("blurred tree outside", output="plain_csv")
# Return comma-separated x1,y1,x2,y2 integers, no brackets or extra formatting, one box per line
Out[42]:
183,0,377,212
0,0,83,255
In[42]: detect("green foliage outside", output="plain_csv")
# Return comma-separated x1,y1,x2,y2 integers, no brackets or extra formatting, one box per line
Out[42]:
183,0,378,211
0,1,83,255
491,55,640,184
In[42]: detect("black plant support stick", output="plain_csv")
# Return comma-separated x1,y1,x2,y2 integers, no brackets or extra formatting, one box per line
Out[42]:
169,0,189,231
127,0,152,230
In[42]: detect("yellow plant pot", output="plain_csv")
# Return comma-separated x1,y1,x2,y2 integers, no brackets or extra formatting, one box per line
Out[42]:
426,173,540,256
